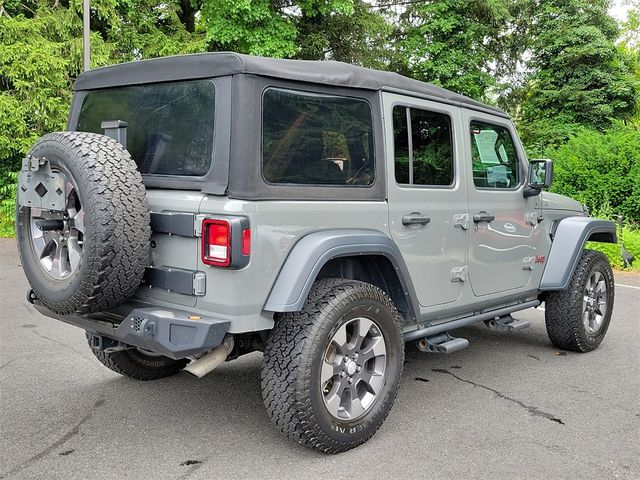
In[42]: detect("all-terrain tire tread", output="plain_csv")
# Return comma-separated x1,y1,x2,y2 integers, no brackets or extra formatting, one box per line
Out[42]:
261,278,404,454
86,336,188,381
18,132,150,314
545,249,613,352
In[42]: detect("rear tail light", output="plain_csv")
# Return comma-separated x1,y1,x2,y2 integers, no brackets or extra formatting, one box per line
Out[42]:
201,217,251,269
202,219,231,266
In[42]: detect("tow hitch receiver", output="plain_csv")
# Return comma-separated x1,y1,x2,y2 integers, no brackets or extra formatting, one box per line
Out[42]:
87,334,130,353
415,332,469,354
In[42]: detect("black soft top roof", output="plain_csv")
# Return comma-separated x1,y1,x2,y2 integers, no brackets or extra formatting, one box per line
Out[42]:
74,52,508,117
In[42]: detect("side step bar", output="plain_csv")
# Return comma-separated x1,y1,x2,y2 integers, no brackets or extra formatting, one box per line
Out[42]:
484,315,530,333
415,332,469,354
404,300,540,342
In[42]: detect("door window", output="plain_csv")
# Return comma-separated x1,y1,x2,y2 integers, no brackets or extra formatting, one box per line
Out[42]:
262,88,374,186
470,121,520,189
393,106,454,186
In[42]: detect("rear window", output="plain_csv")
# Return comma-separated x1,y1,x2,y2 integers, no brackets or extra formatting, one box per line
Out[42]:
262,88,374,186
76,79,215,176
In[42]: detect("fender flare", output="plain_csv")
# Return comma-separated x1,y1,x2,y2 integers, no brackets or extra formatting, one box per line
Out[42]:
263,229,420,319
539,217,617,291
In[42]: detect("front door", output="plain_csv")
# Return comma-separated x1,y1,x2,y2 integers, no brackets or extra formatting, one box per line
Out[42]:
383,93,468,308
462,110,541,296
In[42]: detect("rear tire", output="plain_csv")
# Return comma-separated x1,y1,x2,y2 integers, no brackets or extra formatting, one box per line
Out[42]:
261,278,404,453
545,250,614,352
87,335,187,381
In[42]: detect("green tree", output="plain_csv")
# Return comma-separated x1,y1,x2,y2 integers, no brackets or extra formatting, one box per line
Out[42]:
394,0,511,101
294,0,393,68
201,0,390,64
520,0,638,149
546,122,640,223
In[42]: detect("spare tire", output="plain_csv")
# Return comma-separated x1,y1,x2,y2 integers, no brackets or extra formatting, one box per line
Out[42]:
16,132,150,315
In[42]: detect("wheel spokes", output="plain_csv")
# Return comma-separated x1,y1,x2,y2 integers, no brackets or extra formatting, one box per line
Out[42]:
71,207,85,234
68,238,82,272
331,325,348,352
582,269,608,333
321,316,387,422
320,357,341,385
359,335,386,363
351,317,374,350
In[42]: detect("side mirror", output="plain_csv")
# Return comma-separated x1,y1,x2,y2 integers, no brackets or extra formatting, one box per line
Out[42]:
524,159,553,197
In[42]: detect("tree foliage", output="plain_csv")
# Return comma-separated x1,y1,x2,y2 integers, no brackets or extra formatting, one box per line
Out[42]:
394,0,511,101
547,122,640,222
1,0,640,237
519,0,638,148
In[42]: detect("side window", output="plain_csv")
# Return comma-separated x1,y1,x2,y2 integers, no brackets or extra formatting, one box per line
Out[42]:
393,106,454,186
470,121,520,189
262,88,374,186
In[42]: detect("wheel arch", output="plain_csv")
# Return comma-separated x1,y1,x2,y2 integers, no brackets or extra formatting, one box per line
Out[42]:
263,229,419,323
540,217,617,291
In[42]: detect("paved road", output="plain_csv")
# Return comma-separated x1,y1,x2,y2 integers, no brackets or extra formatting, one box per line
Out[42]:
1,238,639,480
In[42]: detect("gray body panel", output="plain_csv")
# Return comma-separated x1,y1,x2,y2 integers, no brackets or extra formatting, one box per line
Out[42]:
539,216,617,290
383,94,468,309
460,108,547,297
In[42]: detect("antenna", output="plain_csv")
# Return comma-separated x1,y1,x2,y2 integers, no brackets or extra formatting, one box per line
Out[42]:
83,0,90,71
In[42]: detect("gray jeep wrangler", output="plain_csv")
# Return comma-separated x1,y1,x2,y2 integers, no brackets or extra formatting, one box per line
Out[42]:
16,53,617,453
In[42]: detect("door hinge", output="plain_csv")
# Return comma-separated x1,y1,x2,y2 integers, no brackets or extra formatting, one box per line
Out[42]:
194,214,207,237
453,213,470,230
525,211,543,226
193,271,207,296
522,256,536,270
450,266,468,282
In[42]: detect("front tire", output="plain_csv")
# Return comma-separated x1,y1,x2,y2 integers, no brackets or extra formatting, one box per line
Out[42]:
261,278,404,454
545,250,614,352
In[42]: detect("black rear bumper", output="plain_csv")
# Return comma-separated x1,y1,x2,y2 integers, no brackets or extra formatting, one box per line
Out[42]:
32,302,229,360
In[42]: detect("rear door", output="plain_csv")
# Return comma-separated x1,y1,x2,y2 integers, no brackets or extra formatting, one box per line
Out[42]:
462,110,541,296
383,93,468,308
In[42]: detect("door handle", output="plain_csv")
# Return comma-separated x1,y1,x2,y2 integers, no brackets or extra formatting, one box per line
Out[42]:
473,211,495,223
402,213,431,226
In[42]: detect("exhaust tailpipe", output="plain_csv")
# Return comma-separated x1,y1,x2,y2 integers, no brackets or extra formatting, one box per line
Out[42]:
184,336,234,378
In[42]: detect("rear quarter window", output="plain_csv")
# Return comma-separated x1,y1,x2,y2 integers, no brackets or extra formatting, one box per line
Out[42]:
76,79,215,177
262,88,375,186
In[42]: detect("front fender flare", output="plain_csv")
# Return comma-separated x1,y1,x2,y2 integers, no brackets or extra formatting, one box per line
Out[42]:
263,229,419,319
539,217,617,291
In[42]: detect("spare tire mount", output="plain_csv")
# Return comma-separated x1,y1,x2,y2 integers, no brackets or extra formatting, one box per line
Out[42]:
19,159,85,280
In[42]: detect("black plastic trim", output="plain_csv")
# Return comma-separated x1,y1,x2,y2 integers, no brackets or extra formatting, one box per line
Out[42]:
144,266,204,296
150,212,195,237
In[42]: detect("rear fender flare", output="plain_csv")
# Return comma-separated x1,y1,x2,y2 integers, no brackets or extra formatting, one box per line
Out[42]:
263,229,419,320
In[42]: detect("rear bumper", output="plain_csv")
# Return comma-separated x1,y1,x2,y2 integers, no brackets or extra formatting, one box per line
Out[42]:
32,302,229,360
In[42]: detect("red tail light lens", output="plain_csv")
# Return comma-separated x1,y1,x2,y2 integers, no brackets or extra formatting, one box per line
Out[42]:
241,228,251,256
202,219,231,266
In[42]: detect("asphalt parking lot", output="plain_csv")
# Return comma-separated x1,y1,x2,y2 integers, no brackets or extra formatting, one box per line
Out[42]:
1,237,639,480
